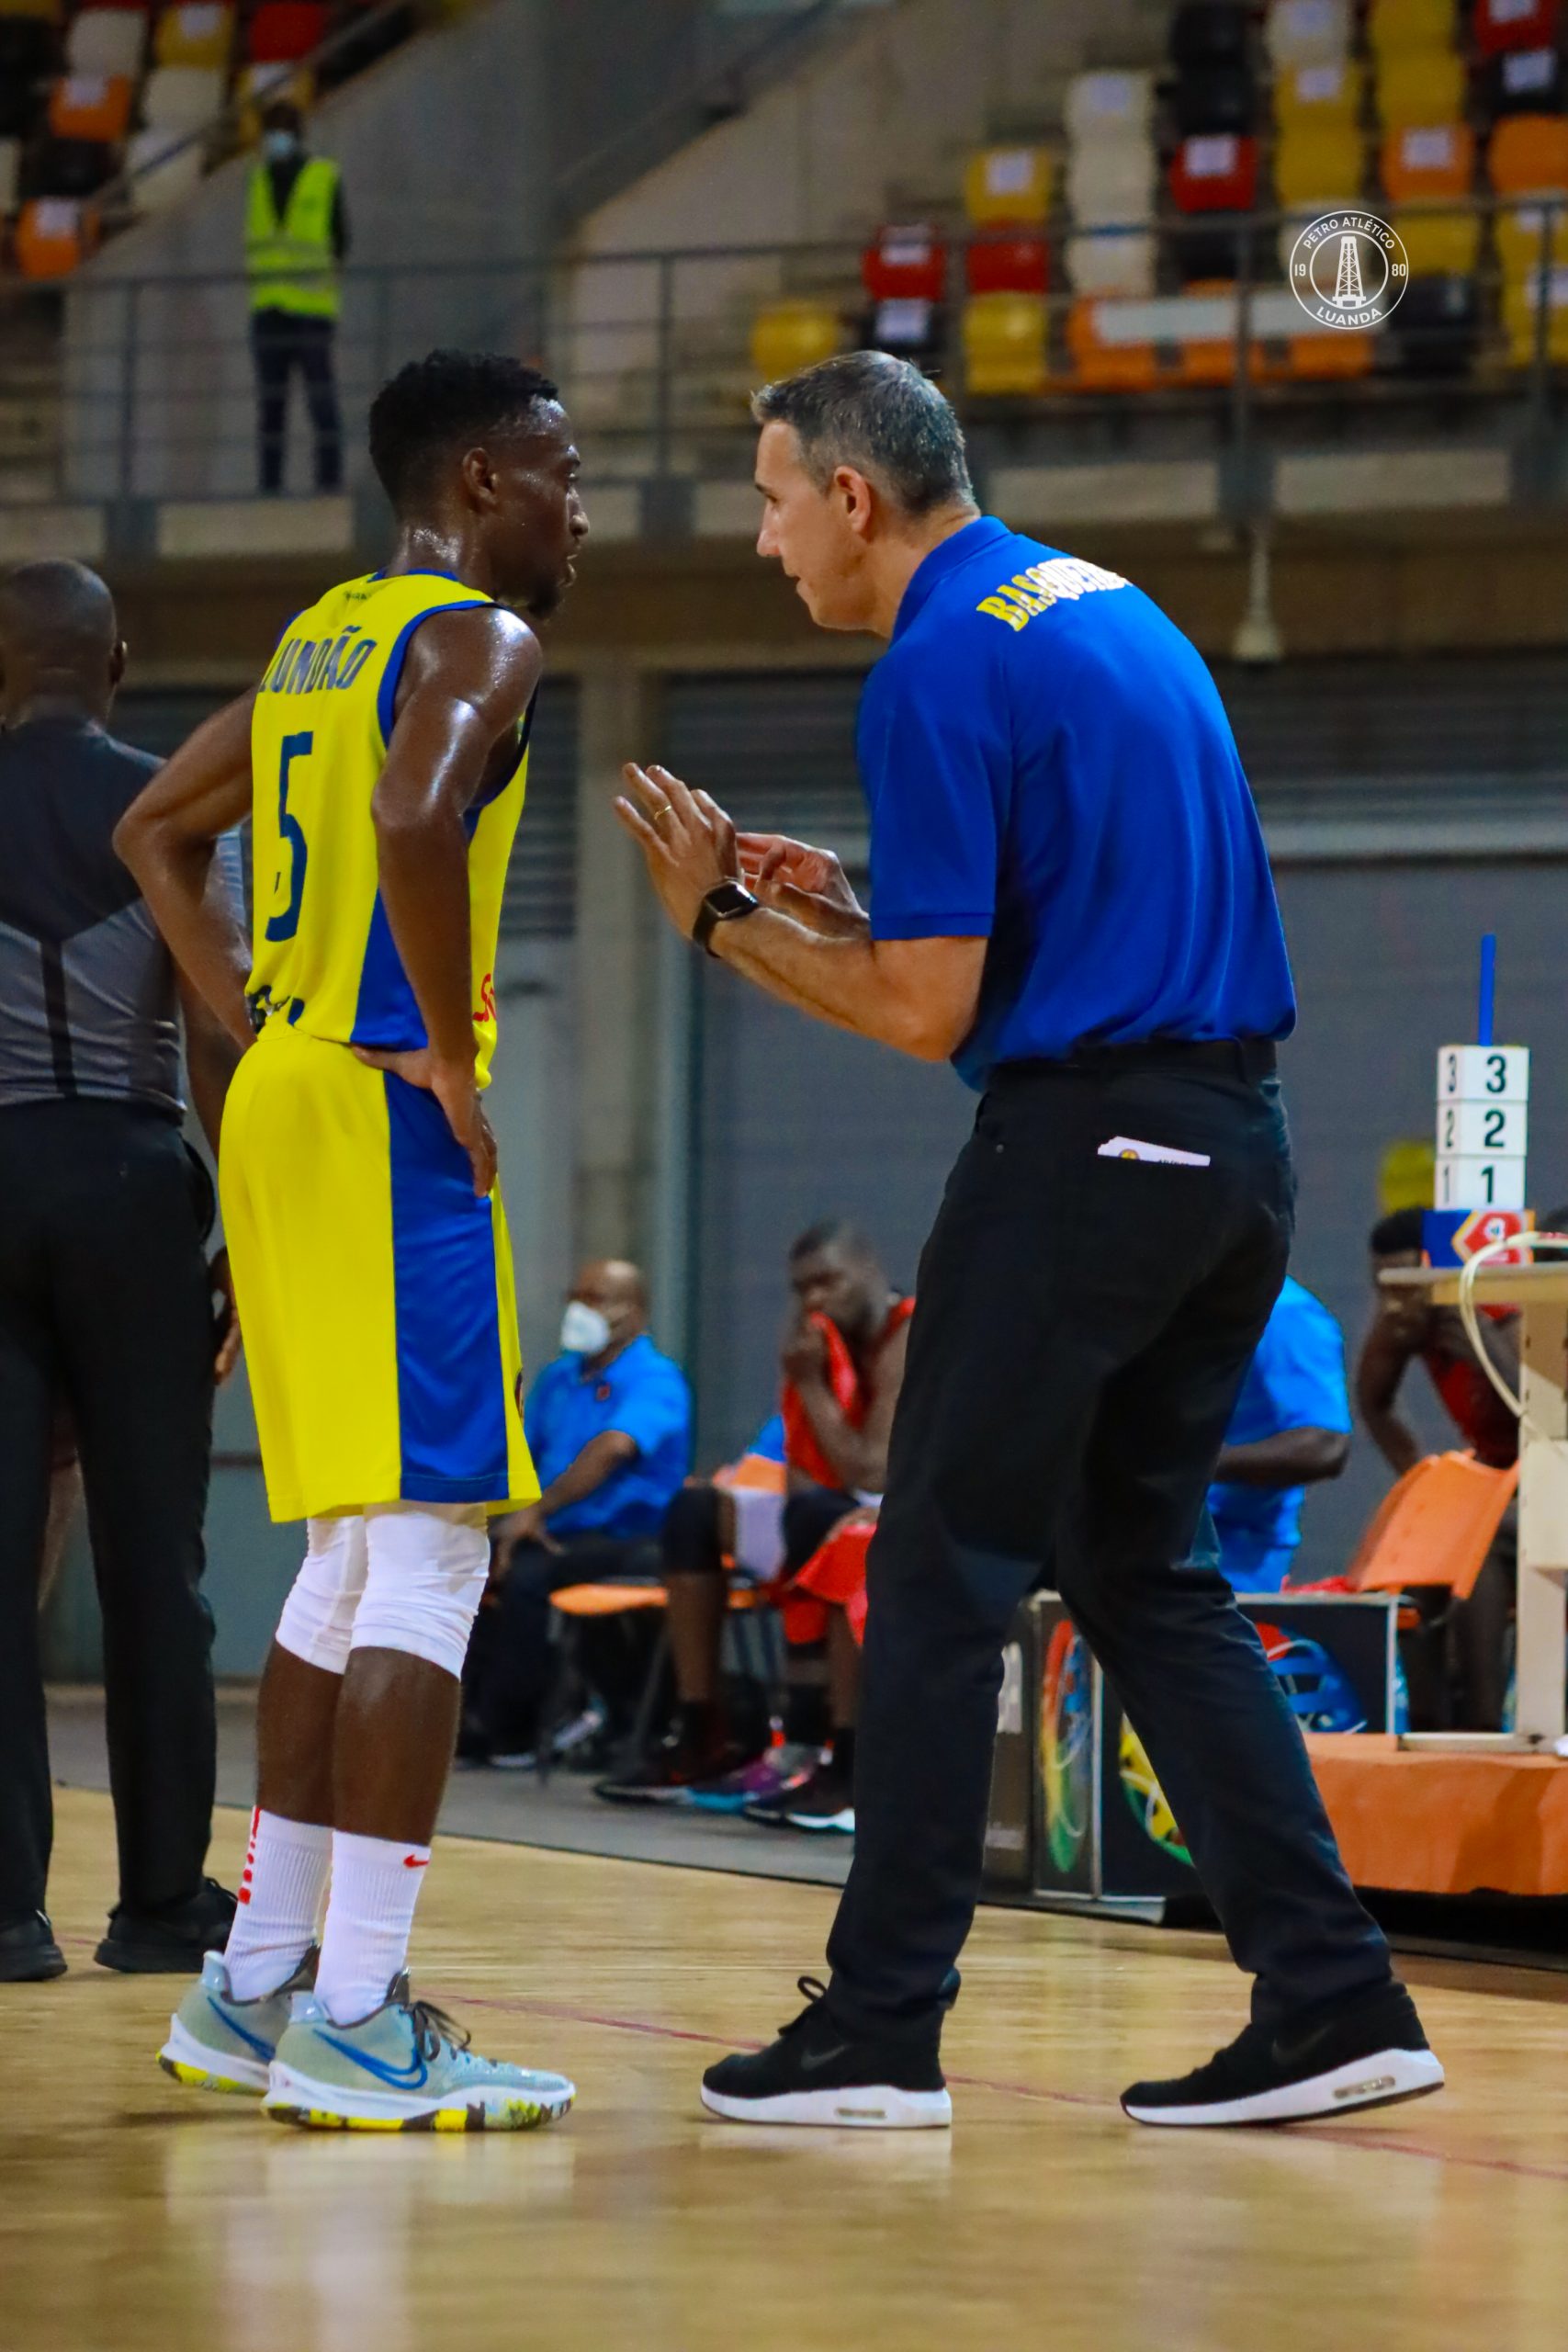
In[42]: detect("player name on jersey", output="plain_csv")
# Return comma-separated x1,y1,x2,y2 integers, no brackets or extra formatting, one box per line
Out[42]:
1435,1044,1529,1213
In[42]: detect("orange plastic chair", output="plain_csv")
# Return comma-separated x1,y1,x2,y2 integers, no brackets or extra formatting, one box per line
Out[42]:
1171,279,1269,385
1489,113,1568,197
1346,1451,1518,1601
1381,120,1474,204
15,197,94,277
1066,296,1158,390
48,72,133,141
1280,328,1377,380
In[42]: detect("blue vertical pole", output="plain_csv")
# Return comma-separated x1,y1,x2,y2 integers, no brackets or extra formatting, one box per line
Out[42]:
1477,933,1496,1048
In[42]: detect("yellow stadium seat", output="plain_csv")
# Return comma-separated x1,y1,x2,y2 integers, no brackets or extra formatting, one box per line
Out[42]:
964,146,1052,230
1273,58,1363,130
1503,268,1568,364
1497,201,1568,284
1390,205,1480,275
1366,0,1459,55
1375,46,1465,130
0,0,62,20
963,291,1048,395
750,300,840,384
156,3,234,71
1274,120,1366,210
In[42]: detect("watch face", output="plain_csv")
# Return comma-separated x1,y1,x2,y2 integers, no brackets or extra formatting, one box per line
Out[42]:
710,884,756,918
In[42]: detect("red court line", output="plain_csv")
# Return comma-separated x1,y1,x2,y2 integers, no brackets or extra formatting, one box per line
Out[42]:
455,1989,1568,2181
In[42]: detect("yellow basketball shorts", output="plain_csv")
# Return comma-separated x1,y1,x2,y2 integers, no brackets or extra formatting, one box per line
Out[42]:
220,1023,538,1523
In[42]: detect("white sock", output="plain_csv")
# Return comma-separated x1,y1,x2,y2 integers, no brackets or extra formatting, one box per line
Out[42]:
314,1829,432,2026
223,1808,332,2001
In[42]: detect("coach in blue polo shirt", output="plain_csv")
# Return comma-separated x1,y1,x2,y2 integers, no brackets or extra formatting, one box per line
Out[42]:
1208,1275,1353,1592
617,353,1438,2132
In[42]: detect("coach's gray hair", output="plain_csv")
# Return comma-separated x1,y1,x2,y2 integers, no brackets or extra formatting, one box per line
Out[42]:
751,351,975,517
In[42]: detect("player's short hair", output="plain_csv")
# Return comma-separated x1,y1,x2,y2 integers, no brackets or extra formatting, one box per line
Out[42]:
1370,1207,1426,1255
751,350,974,517
368,351,561,514
790,1217,877,1269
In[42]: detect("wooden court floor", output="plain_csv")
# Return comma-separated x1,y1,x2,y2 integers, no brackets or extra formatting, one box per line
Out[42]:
7,1791,1568,2352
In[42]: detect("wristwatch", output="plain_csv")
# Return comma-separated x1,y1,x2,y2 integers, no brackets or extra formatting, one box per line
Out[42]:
693,882,761,957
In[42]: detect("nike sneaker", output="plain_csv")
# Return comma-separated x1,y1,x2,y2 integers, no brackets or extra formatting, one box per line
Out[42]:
701,1976,950,2130
686,1744,818,1815
265,1975,575,2132
98,1878,237,1974
1121,1979,1444,2127
159,1948,317,2096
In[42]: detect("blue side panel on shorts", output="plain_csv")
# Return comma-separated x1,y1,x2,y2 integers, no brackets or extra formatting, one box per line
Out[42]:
384,1073,510,1501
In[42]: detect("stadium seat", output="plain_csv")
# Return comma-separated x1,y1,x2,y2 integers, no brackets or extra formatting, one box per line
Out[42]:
1170,3,1249,69
963,145,1051,230
864,298,942,365
48,73,133,141
1483,46,1566,118
1391,204,1481,274
962,291,1048,395
1064,70,1156,144
1170,280,1268,385
0,134,19,209
1384,272,1481,371
1496,198,1568,279
246,0,325,62
1176,62,1258,140
1169,131,1259,213
1280,326,1377,380
965,232,1048,297
1064,227,1156,299
1503,264,1568,360
1348,1452,1517,1600
1265,0,1352,68
1066,146,1157,228
66,6,144,74
1381,120,1474,204
1273,57,1363,130
0,0,63,18
1274,120,1366,210
1374,47,1466,130
35,132,119,195
1065,296,1158,390
127,122,203,208
154,2,233,69
750,300,840,382
141,61,222,130
1366,0,1459,54
1472,0,1560,56
861,223,944,305
16,192,92,275
1489,112,1568,194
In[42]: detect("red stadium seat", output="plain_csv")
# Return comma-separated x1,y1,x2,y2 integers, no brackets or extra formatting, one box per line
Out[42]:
247,0,325,62
860,223,945,305
1473,0,1560,57
964,232,1048,296
1169,131,1259,213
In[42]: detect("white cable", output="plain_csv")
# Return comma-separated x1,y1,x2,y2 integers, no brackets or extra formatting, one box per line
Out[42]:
1455,1230,1568,1445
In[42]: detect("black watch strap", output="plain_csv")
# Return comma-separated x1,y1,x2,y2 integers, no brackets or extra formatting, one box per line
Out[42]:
693,882,761,956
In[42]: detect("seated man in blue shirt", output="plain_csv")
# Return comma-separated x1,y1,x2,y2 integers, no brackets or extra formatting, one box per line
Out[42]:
459,1259,692,1765
1204,1275,1352,1592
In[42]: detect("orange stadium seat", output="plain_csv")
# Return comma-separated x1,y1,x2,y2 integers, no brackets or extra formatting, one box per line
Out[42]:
1348,1452,1517,1600
16,193,94,275
1066,296,1158,390
1381,119,1474,203
48,73,133,141
1280,327,1378,379
962,291,1048,395
1170,280,1269,385
1489,111,1568,194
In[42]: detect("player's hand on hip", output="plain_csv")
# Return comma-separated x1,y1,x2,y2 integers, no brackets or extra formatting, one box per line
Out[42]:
615,762,739,934
353,1045,498,1195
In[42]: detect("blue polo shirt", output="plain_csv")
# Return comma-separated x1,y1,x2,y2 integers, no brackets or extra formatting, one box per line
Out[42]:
1206,1278,1352,1591
857,516,1296,1088
523,1335,693,1540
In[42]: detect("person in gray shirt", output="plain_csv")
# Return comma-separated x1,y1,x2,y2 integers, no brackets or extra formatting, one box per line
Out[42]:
0,560,243,1983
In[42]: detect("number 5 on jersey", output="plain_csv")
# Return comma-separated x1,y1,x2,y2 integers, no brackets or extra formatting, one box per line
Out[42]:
265,730,311,944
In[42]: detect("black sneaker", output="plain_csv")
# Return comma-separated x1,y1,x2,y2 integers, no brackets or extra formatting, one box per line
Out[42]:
0,1911,67,1984
784,1769,854,1834
596,1725,750,1807
1122,1980,1444,2128
701,1976,951,2130
96,1879,237,1975
742,1754,837,1827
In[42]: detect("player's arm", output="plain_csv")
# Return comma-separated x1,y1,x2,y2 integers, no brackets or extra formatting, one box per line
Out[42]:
1355,1317,1424,1476
113,693,257,1050
1212,1428,1351,1487
355,606,542,1193
785,1317,909,1494
618,766,983,1060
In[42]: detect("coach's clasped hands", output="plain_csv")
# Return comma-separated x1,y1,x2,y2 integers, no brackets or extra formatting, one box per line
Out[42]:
616,763,739,937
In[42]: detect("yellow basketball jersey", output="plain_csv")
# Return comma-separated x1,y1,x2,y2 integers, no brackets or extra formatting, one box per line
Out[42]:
248,571,529,1087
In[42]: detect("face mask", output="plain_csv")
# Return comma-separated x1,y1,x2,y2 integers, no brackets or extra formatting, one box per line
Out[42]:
560,1300,612,1357
262,130,299,162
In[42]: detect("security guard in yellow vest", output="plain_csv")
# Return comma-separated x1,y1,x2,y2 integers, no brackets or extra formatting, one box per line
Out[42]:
245,102,348,495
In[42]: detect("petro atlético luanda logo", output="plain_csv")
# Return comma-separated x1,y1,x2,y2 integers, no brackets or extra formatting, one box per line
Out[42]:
1289,210,1410,330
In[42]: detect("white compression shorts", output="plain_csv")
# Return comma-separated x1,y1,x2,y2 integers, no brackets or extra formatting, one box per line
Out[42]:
275,1502,490,1680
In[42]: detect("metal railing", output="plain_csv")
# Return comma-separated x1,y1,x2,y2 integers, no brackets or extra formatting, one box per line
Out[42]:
6,193,1567,510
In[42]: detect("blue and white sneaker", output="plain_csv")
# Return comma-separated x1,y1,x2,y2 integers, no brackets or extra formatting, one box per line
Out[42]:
158,1949,316,2095
264,1975,576,2132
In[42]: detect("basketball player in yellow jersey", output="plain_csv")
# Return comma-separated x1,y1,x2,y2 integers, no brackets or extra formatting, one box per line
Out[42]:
115,353,589,2130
